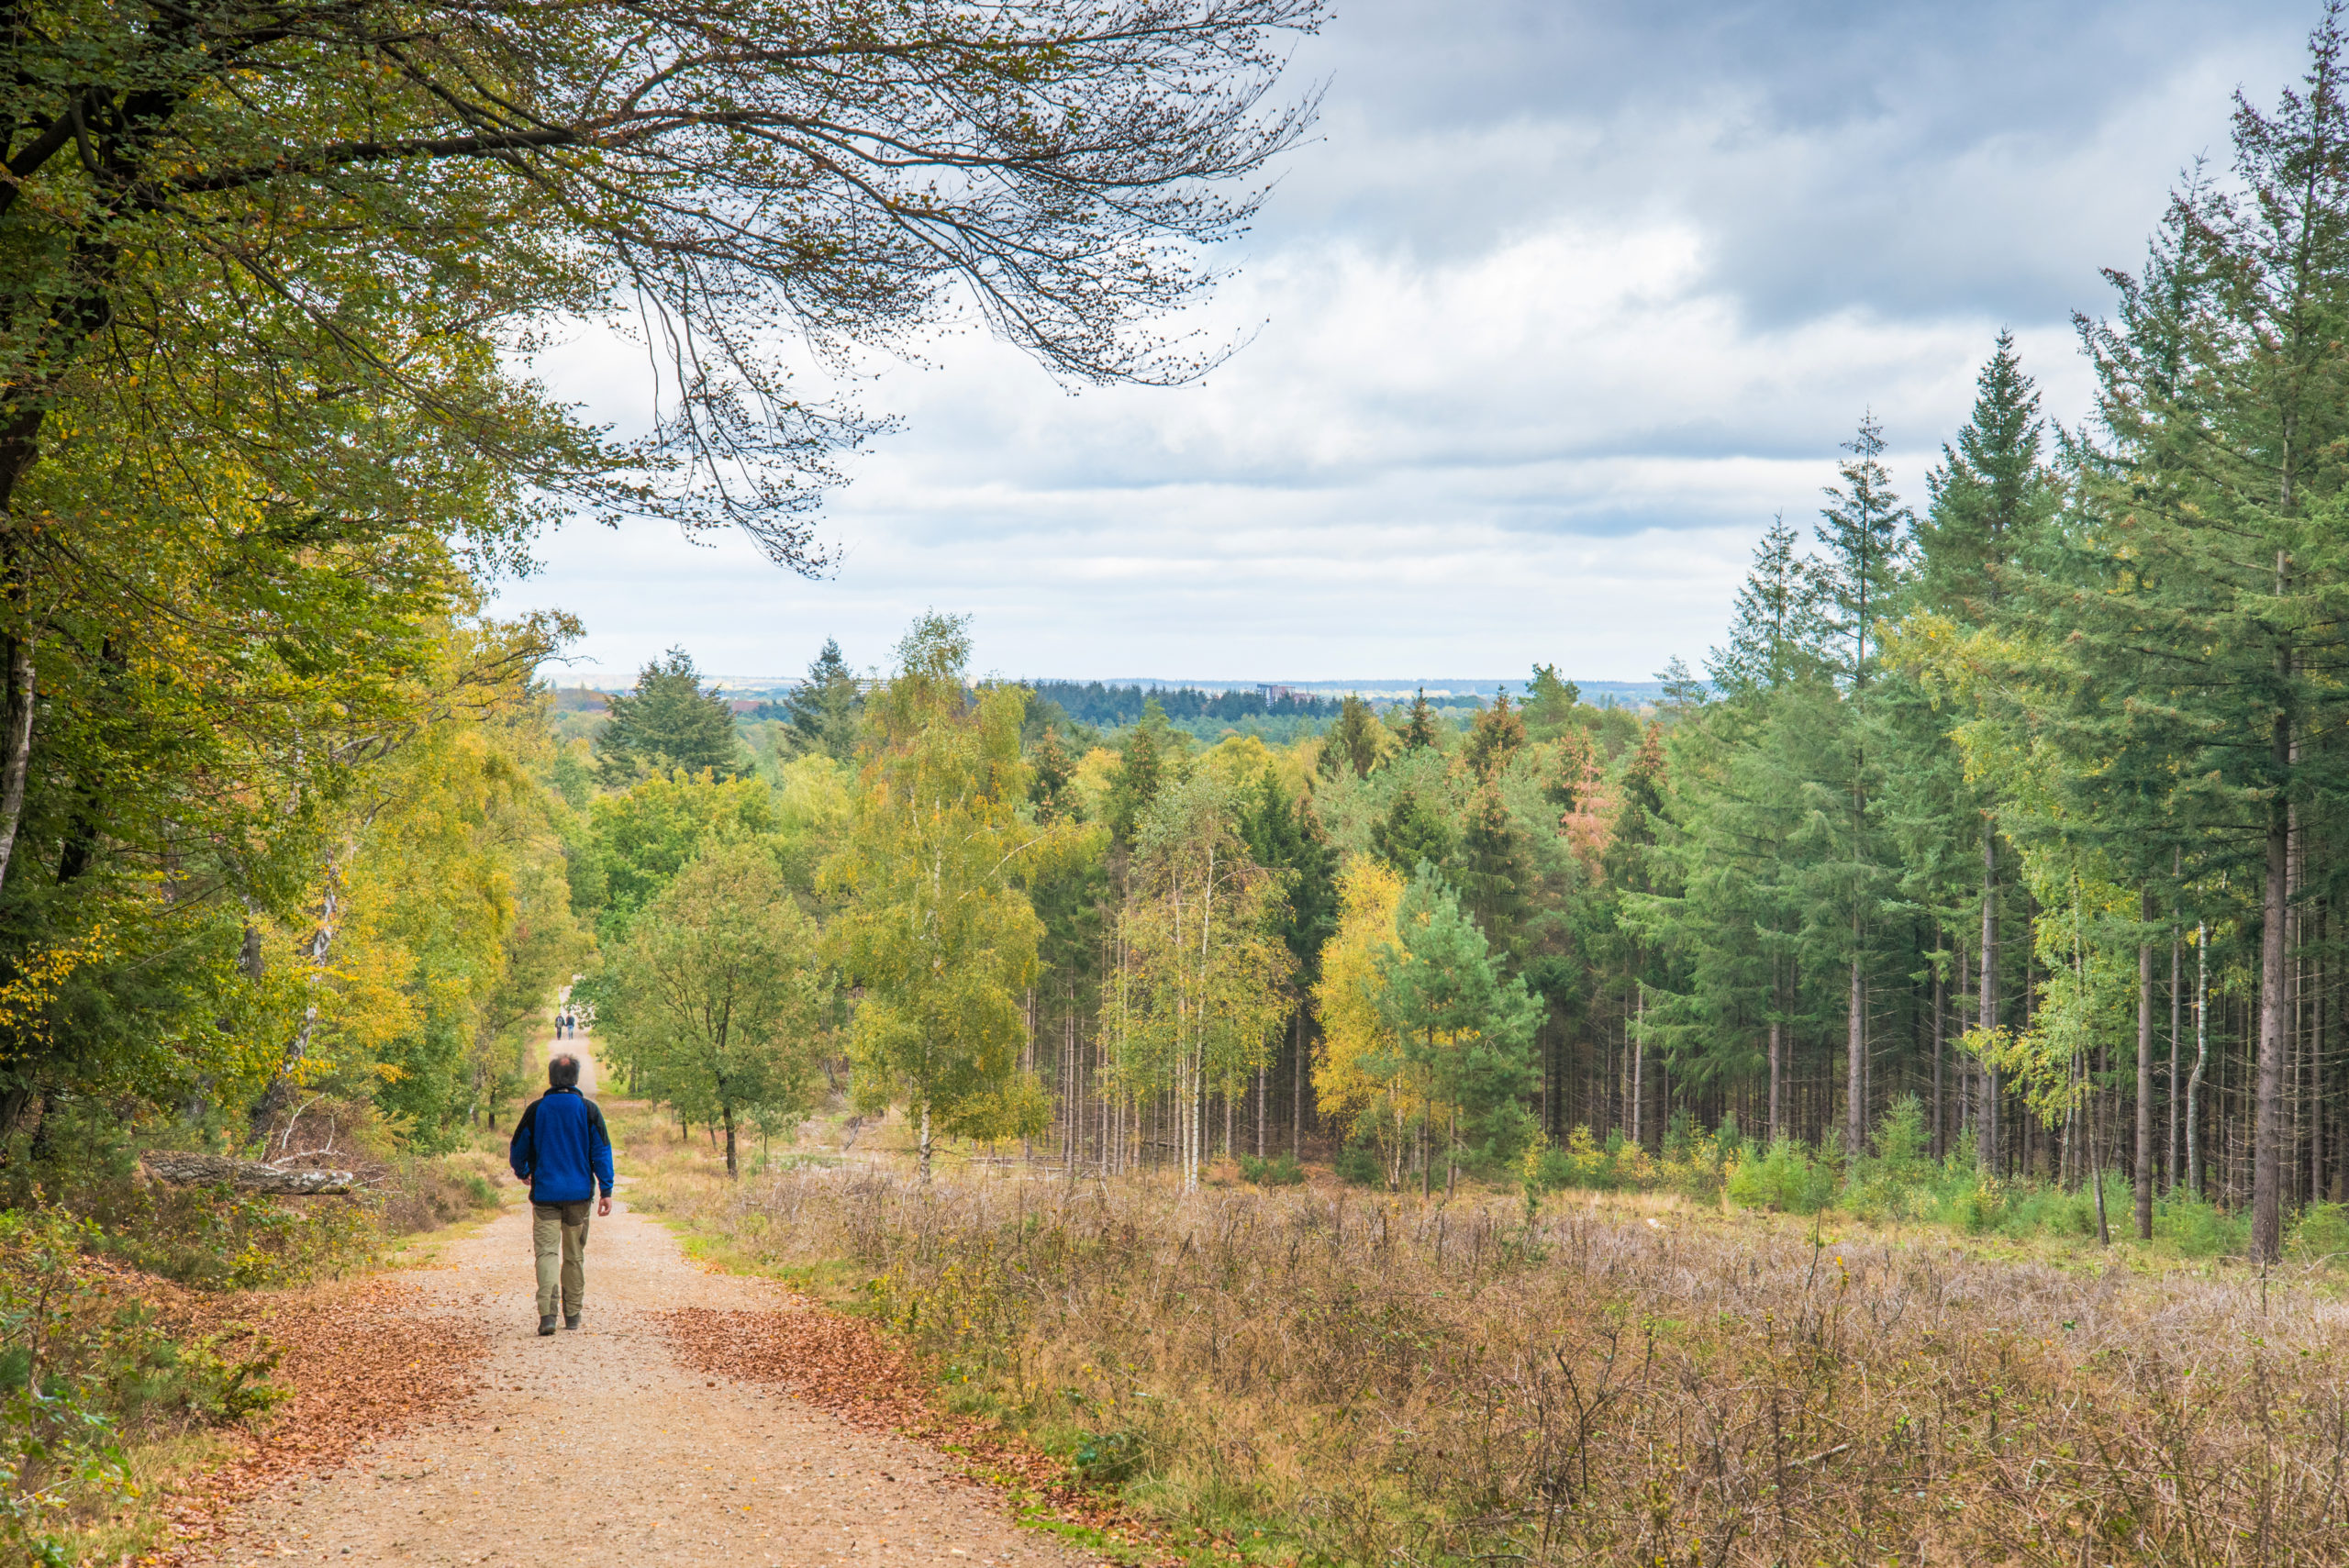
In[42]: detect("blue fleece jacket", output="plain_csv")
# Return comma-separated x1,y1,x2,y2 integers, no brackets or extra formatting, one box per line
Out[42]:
508,1087,614,1204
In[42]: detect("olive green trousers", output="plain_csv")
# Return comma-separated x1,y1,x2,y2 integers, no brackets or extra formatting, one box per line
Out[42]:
531,1200,591,1318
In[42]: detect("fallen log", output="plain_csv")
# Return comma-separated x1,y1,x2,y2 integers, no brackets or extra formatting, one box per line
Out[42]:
141,1151,357,1195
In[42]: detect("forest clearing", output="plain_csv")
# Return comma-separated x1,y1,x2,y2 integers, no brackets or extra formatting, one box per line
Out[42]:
608,1092,2349,1568
12,0,2349,1563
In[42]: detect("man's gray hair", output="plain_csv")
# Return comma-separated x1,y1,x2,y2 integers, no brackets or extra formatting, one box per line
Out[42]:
549,1054,581,1089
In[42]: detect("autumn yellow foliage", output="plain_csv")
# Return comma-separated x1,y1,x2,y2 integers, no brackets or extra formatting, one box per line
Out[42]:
1311,858,1419,1178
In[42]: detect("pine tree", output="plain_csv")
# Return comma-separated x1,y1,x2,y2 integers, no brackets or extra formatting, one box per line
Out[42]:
1656,658,1708,716
1524,664,1581,734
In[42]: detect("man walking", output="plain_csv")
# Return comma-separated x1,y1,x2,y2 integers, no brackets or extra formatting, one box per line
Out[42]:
507,1053,614,1336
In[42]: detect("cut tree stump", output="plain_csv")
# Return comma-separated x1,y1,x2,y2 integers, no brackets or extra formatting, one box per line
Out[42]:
141,1151,357,1195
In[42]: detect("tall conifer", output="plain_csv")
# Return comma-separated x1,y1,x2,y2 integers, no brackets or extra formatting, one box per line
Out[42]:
1816,415,1913,1151
2059,8,2349,1257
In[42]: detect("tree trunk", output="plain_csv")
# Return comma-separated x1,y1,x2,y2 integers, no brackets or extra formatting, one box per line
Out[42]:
1978,823,1999,1170
2189,925,2209,1197
2137,888,2154,1240
1292,1007,1304,1159
0,628,37,900
724,1105,738,1179
918,1101,933,1182
2169,916,2183,1193
1846,948,1865,1155
1631,984,1645,1150
1931,962,1944,1162
1767,1018,1783,1146
2254,702,2291,1261
250,848,348,1137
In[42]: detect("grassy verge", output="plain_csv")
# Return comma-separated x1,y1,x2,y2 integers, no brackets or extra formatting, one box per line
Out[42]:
617,1099,2349,1567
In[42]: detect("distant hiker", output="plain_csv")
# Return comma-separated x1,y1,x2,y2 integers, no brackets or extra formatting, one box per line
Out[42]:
507,1053,613,1336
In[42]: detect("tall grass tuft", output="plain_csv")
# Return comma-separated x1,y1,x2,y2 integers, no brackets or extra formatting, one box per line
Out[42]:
670,1165,2349,1566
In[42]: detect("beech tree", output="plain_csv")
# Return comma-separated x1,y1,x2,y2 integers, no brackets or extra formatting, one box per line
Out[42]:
608,841,825,1176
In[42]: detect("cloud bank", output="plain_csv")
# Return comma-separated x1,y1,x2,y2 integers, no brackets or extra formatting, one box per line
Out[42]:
504,0,2316,684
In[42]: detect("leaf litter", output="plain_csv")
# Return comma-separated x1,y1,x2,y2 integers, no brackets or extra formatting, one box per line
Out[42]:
658,1302,1174,1564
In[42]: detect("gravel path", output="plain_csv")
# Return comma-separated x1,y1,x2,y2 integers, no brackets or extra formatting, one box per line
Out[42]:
199,1040,1083,1568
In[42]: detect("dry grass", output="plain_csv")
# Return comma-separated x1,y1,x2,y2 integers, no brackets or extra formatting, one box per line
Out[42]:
632,1141,2349,1568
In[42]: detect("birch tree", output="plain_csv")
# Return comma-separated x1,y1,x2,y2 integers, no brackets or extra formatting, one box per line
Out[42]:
824,615,1057,1178
1107,773,1291,1189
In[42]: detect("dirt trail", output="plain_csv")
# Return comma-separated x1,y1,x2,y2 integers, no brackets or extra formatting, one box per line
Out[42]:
198,1040,1080,1568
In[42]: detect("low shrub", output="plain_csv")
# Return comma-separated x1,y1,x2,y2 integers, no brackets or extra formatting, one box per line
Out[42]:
2291,1200,2349,1264
0,1209,287,1564
1236,1153,1305,1186
1331,1138,1384,1188
376,1154,504,1239
2160,1188,2250,1258
1725,1138,1840,1215
686,1167,2349,1567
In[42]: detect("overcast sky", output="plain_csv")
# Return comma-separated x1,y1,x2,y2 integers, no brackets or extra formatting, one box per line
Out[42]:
503,0,2317,687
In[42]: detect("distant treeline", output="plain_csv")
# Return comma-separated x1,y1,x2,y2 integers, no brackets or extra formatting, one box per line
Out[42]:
1030,682,1340,727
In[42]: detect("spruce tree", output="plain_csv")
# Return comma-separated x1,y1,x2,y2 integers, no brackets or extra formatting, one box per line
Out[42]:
1915,332,2057,620
1708,514,1831,697
595,648,748,784
1399,689,1441,750
1460,692,1526,783
2054,9,2349,1257
1909,333,2057,1173
1106,699,1173,843
1030,727,1082,824
1318,695,1383,778
1453,784,1531,953
786,639,864,763
1375,863,1542,1192
1813,415,1913,1151
1373,787,1456,875
1817,413,1916,691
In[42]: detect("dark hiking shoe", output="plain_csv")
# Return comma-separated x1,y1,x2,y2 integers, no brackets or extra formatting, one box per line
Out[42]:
539,1315,558,1336
563,1313,582,1331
